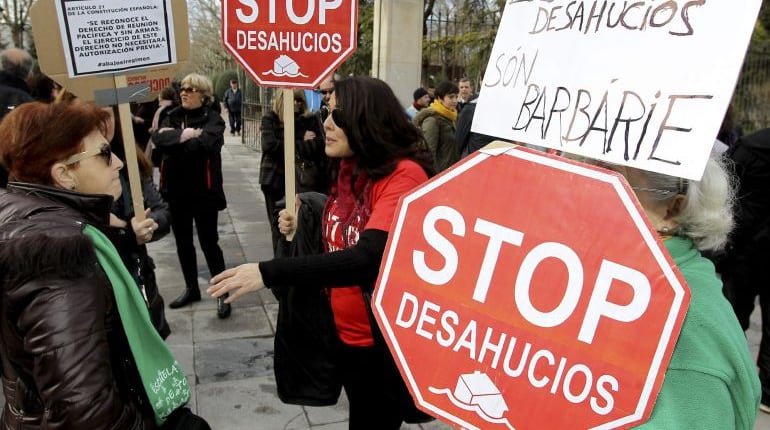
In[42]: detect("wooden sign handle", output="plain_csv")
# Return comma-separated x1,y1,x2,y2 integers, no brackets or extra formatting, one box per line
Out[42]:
114,74,146,222
283,88,297,242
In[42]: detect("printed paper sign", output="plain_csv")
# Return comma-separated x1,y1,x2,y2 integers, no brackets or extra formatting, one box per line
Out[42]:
55,0,177,76
472,0,761,180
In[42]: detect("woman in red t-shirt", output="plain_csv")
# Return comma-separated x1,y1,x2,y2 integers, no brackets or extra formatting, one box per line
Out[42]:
209,76,434,429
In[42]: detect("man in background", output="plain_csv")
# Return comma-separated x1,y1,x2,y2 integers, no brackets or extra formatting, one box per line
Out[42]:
223,79,242,136
318,74,334,109
405,87,430,119
457,77,476,112
0,48,34,188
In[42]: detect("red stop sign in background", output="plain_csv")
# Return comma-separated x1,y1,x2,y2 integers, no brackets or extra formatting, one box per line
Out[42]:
222,0,357,88
373,145,691,429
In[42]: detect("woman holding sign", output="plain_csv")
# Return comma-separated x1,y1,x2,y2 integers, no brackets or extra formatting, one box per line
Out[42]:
259,89,327,255
209,76,434,429
604,155,760,428
0,102,200,429
151,73,230,319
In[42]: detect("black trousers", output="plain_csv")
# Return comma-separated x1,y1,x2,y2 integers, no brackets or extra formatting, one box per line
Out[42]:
337,343,404,430
228,110,241,133
722,256,770,403
169,199,226,291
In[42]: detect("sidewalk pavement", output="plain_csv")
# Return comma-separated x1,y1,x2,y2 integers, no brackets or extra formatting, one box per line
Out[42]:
151,133,769,429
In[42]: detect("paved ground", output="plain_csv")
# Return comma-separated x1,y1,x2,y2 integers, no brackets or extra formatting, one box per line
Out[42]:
149,132,770,430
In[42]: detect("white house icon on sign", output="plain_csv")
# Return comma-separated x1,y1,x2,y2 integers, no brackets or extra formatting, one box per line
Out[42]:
262,54,308,78
454,371,509,419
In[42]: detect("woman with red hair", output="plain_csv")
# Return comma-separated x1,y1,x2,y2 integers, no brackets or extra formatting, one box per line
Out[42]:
0,102,198,429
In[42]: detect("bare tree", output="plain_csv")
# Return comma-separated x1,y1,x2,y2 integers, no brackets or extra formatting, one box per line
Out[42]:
2,0,34,49
186,0,235,75
422,0,504,83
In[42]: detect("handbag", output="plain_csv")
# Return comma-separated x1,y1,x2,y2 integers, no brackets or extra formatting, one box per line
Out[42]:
296,157,322,192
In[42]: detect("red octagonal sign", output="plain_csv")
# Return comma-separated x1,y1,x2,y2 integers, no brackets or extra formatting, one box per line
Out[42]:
373,145,691,429
222,0,357,88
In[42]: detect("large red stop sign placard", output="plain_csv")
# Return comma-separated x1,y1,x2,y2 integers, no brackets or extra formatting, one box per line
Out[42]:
373,145,690,429
222,0,357,88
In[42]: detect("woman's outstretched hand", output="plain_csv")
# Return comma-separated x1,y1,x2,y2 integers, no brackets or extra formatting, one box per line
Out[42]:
208,263,265,303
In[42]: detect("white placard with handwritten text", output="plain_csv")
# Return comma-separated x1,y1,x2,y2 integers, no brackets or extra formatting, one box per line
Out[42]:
473,0,761,180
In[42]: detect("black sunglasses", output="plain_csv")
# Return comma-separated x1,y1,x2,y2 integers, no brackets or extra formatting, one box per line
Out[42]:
179,86,200,93
317,89,333,95
321,106,346,129
64,143,112,167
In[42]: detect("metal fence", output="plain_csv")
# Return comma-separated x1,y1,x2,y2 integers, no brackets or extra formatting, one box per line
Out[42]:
733,45,770,135
239,68,275,151
421,12,498,88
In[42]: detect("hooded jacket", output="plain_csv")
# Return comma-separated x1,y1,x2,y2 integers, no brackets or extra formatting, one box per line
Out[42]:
413,107,459,172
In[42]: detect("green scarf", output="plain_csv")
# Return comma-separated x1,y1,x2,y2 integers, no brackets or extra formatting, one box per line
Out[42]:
83,225,190,426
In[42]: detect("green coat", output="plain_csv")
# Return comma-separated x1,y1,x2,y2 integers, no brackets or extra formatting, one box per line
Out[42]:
636,237,760,429
414,107,459,172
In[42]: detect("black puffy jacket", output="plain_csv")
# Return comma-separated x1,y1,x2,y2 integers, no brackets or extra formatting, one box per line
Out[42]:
0,183,151,429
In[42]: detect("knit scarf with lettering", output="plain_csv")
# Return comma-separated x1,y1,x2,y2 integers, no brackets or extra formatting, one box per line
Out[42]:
430,99,458,124
83,225,190,426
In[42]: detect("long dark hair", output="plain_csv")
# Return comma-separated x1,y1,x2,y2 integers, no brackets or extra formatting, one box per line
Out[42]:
332,76,433,180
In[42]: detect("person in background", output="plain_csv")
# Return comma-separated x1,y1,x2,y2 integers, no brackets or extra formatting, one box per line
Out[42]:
223,79,242,136
0,48,34,188
457,77,476,112
105,106,171,339
318,74,335,109
149,86,180,135
455,97,501,158
147,86,180,166
405,87,430,119
718,128,770,414
209,76,434,429
413,80,460,172
0,102,153,428
259,89,327,254
603,155,760,428
151,73,230,319
426,80,436,103
130,100,158,153
27,72,59,103
0,48,33,118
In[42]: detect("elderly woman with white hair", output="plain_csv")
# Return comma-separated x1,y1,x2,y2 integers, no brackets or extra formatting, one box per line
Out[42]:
151,73,230,319
606,155,760,428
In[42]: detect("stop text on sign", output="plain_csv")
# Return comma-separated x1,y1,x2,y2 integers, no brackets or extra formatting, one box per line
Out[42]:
233,0,343,52
412,205,651,344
